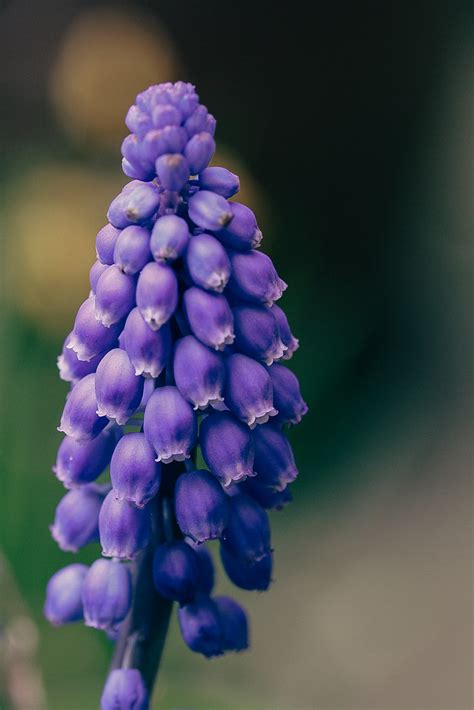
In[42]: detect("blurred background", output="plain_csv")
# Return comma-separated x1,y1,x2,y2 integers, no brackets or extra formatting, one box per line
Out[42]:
0,1,472,708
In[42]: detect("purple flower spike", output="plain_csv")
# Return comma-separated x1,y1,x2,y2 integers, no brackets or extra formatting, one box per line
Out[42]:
220,546,272,591
136,262,178,331
241,477,293,511
94,265,136,328
185,233,231,293
44,564,88,626
178,598,224,658
272,304,299,359
152,541,201,604
121,307,172,378
67,296,121,362
53,428,120,488
199,166,240,198
200,412,255,487
99,491,151,560
233,304,287,365
89,260,109,294
224,353,278,428
107,182,160,229
150,214,190,263
221,494,271,563
143,386,197,463
183,287,234,351
101,669,149,710
214,596,249,652
252,423,298,490
184,131,216,174
173,335,225,410
267,363,308,425
96,224,121,265
155,153,189,192
82,559,132,630
58,332,102,384
58,373,108,441
95,349,144,425
216,202,262,251
175,469,230,543
227,250,287,306
50,485,106,552
188,190,233,231
110,433,160,508
113,226,152,275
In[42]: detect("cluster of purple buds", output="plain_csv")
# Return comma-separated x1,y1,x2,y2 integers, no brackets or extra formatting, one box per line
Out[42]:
45,81,307,709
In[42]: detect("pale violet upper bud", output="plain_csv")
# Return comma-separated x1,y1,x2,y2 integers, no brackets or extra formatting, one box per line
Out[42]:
185,233,231,292
272,304,299,359
50,484,107,552
175,469,230,543
44,564,88,625
82,558,132,630
184,131,216,174
120,135,155,181
152,541,201,604
58,373,108,441
58,332,102,383
121,307,172,378
151,103,182,128
101,669,149,710
155,153,189,192
141,126,187,163
199,167,240,198
54,427,120,488
221,494,271,563
227,250,287,306
184,105,213,137
233,304,287,364
216,202,262,251
94,265,136,328
67,296,121,361
173,335,225,410
99,491,152,560
183,287,234,350
136,261,178,331
178,598,224,658
188,190,233,231
96,224,120,265
107,182,160,229
200,412,255,486
252,423,298,490
267,363,308,425
150,214,190,263
224,353,278,428
113,226,152,275
143,386,197,463
89,260,109,294
214,596,249,652
220,546,272,591
95,349,144,425
125,104,153,136
110,433,161,508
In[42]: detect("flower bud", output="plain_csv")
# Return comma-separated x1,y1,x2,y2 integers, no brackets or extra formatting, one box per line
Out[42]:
227,250,287,306
141,126,187,162
184,132,216,174
99,491,152,559
216,202,262,250
100,669,148,710
151,103,182,128
178,598,224,657
113,226,151,275
224,353,278,428
107,182,160,229
96,224,120,265
233,304,287,365
155,153,189,192
241,477,292,510
89,260,109,294
44,564,88,625
95,265,136,328
214,596,249,652
58,332,102,383
175,469,229,543
136,262,178,331
120,135,154,181
267,363,308,425
199,166,240,198
150,214,190,262
54,427,120,488
188,190,233,231
272,304,299,359
68,296,121,362
50,485,106,552
110,433,160,508
122,157,152,182
82,559,132,630
187,541,215,595
143,386,197,463
95,349,144,425
185,233,231,292
184,105,211,137
152,541,201,604
183,287,234,350
200,412,255,486
121,307,172,378
58,373,108,441
221,494,271,563
220,546,272,591
252,423,298,490
126,104,153,135
173,335,225,409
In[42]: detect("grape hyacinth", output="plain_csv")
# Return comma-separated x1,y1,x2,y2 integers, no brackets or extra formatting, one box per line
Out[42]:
45,81,307,707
